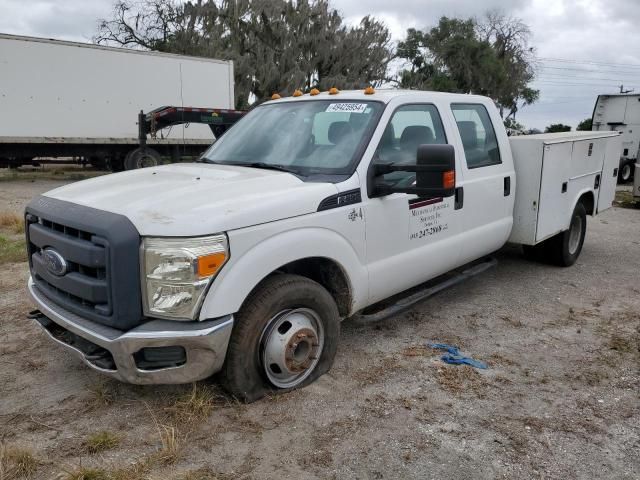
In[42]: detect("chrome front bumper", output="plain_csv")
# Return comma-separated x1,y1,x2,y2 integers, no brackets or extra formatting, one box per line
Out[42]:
27,277,233,384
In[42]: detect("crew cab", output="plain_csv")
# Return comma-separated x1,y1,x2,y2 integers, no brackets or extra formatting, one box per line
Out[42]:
25,90,622,402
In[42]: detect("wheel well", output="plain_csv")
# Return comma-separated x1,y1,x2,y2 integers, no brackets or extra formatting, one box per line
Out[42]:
579,191,595,215
272,257,352,317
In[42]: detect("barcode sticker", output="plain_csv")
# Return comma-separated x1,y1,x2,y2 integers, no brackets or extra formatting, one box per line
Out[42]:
325,103,367,114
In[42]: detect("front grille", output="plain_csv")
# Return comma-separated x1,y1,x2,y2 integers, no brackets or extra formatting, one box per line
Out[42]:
26,196,142,330
27,215,111,318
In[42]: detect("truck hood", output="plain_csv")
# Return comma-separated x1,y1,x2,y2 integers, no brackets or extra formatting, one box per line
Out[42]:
42,163,338,236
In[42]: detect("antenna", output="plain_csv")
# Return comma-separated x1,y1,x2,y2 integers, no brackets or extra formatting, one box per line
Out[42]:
619,84,634,94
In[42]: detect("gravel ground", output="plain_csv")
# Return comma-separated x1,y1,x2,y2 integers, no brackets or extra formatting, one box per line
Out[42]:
0,176,638,480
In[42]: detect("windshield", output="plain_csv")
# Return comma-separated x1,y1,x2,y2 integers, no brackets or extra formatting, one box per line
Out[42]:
201,100,383,177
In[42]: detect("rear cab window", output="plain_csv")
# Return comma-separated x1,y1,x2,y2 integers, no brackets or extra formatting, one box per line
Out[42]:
451,104,501,169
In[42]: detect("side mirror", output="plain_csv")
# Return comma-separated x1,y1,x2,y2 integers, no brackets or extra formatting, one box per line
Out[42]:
370,144,456,198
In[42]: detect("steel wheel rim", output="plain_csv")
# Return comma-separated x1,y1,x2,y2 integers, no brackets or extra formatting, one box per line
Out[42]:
568,214,583,255
621,164,631,181
259,308,324,389
137,154,158,168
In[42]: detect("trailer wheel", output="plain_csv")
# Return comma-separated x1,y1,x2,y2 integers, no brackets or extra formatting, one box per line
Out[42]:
220,274,340,403
124,147,161,170
619,162,633,183
546,202,587,267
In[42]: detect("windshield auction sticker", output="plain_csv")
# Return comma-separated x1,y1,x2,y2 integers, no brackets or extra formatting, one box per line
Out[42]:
325,103,367,114
408,198,450,240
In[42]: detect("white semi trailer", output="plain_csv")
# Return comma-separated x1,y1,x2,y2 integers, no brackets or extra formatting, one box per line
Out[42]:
591,93,640,183
0,34,236,170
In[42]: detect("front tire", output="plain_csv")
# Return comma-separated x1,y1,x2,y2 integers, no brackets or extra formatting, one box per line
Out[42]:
546,202,587,267
220,274,340,402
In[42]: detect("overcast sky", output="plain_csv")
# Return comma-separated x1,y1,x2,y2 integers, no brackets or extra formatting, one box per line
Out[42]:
1,0,639,130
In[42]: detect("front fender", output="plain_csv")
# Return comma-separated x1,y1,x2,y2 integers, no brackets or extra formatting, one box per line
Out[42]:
198,227,368,320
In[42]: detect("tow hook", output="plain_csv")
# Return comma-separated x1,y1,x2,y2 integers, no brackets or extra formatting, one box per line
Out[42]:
27,309,51,327
27,309,45,320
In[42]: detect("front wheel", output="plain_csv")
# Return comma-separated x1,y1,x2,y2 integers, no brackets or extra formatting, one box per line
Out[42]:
546,202,587,267
220,274,340,402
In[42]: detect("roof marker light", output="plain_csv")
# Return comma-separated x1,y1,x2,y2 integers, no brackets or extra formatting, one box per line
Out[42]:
364,86,375,95
310,88,320,96
271,93,281,100
329,87,339,95
293,89,303,97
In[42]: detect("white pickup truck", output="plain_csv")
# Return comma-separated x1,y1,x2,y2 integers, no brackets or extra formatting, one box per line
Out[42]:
25,90,621,402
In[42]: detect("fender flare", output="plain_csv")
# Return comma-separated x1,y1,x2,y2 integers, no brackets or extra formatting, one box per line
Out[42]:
198,227,368,320
571,188,596,220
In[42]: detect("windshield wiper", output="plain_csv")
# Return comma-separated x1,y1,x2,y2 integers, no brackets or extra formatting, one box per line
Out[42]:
235,162,306,176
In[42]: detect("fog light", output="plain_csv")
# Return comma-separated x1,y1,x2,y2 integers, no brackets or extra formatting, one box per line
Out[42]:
134,346,186,370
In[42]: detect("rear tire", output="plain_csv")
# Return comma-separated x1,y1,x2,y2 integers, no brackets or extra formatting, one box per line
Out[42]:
220,274,340,403
546,202,587,267
619,162,632,183
124,147,161,170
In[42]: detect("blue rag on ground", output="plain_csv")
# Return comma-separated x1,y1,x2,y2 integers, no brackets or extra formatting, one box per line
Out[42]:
428,343,488,369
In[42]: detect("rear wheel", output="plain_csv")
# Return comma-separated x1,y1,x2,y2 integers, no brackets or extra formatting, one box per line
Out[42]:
220,274,340,402
546,202,587,267
619,162,632,183
124,147,161,170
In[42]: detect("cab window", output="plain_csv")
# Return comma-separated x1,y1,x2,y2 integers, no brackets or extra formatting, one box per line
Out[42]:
451,104,501,169
373,104,447,186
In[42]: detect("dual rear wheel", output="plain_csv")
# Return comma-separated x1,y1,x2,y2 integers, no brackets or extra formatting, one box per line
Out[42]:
523,202,587,267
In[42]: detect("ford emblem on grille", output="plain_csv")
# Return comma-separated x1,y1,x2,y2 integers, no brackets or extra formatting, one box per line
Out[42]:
42,247,68,276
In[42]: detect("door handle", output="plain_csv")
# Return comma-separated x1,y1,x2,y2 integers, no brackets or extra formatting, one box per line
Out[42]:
455,187,464,210
504,176,511,196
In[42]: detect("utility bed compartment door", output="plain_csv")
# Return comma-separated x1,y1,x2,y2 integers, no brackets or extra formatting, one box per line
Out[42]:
597,135,623,212
536,142,572,242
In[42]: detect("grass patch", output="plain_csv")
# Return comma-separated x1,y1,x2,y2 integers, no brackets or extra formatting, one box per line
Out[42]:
83,431,120,454
167,384,218,423
0,212,24,234
87,382,115,407
613,189,639,209
153,424,182,465
0,168,106,183
0,444,38,479
59,465,109,480
105,459,150,480
0,235,26,264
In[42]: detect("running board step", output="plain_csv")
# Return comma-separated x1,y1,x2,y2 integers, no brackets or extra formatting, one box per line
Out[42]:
352,257,498,324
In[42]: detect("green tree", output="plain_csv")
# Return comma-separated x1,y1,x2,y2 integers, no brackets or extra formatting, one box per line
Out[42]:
545,123,571,133
576,118,593,131
397,12,539,119
95,0,393,108
504,117,524,131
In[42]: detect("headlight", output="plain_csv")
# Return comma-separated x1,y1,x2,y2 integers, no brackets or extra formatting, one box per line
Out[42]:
141,234,228,320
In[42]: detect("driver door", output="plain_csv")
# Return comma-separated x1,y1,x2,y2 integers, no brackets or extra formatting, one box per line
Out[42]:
363,103,462,305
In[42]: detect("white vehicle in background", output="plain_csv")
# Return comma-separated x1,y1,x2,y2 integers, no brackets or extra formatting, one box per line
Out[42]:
24,89,622,402
591,93,640,183
0,34,236,170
